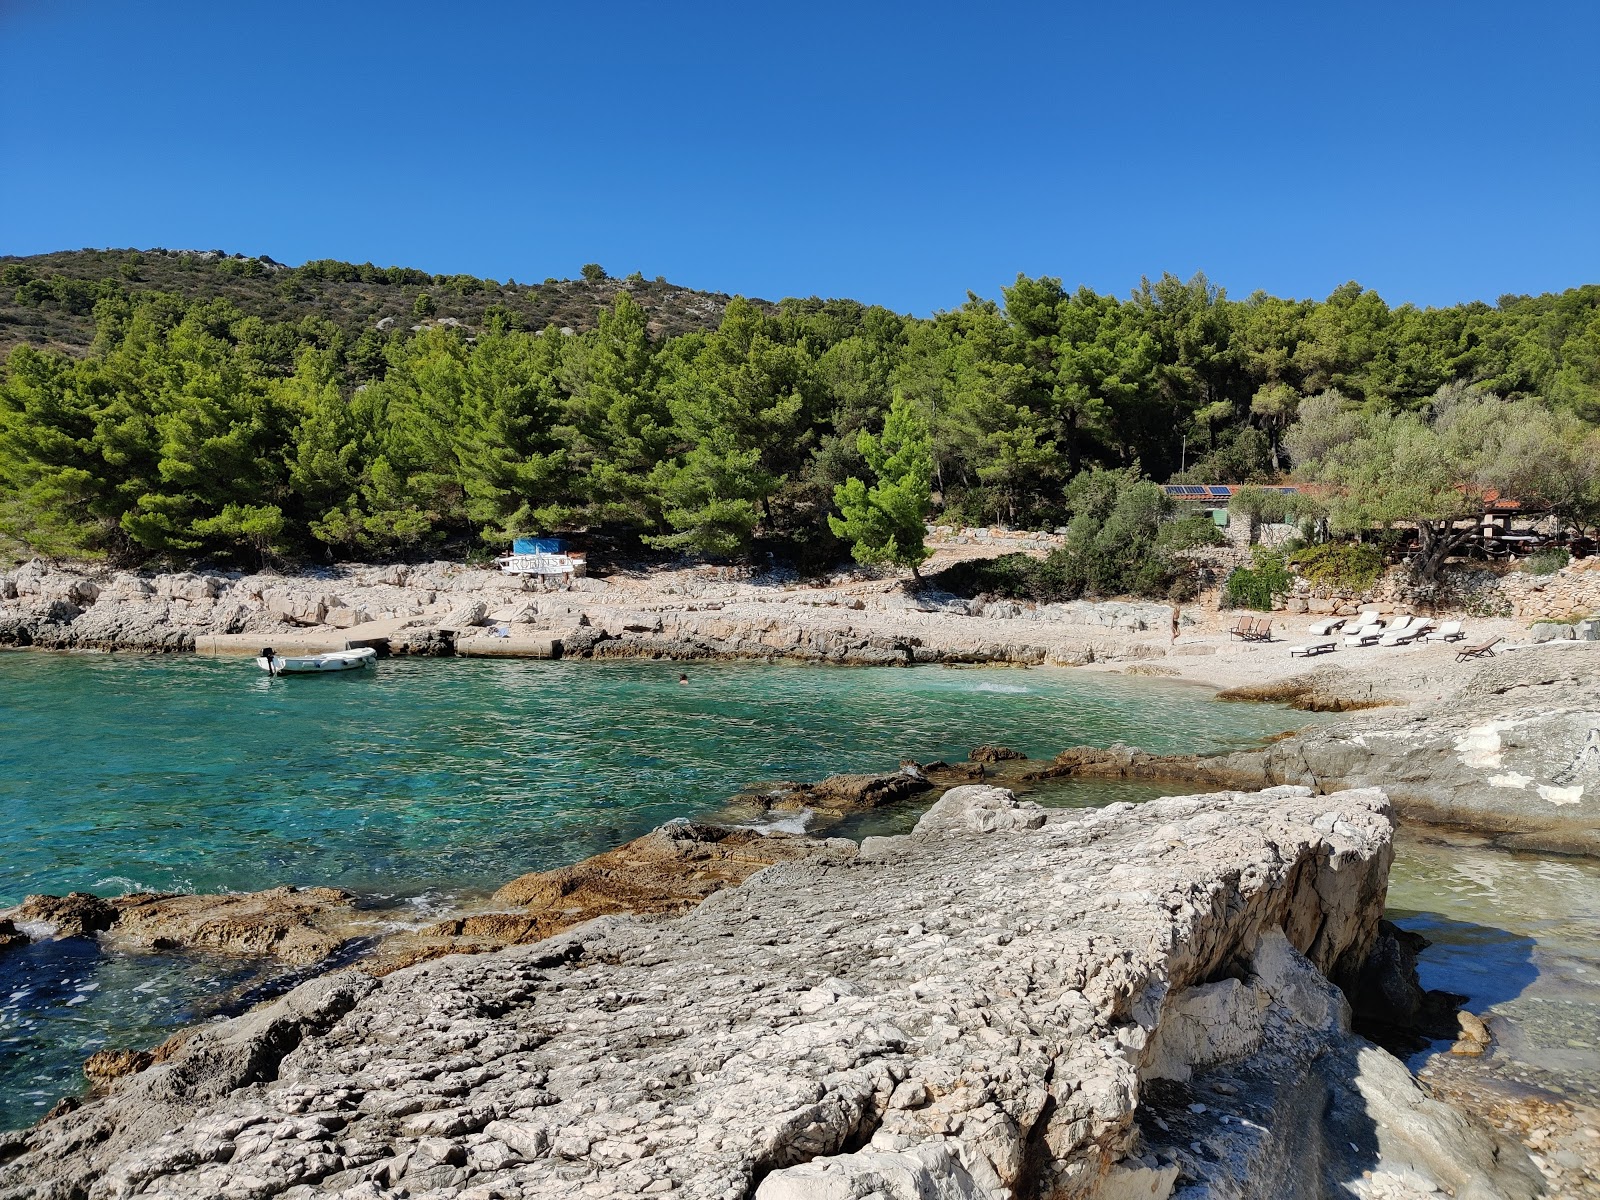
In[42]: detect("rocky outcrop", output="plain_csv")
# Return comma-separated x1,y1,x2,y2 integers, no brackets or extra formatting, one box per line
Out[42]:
739,763,937,816
105,887,360,965
1046,650,1600,857
1,885,360,965
7,891,119,937
1214,665,1400,712
0,558,1182,667
0,786,1536,1199
368,823,834,974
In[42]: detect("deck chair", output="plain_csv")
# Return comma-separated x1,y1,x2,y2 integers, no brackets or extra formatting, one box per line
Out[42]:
1424,620,1465,643
1227,615,1255,640
1456,635,1503,662
1288,640,1337,658
1342,617,1385,647
1379,620,1424,647
1249,617,1275,642
1306,616,1346,636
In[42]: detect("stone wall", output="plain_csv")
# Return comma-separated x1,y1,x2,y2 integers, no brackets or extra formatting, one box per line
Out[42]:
1275,559,1600,621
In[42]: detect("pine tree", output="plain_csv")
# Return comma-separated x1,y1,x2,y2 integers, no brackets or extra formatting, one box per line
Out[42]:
828,390,933,574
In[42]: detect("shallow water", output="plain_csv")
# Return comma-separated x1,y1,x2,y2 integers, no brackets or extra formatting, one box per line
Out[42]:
0,652,1306,1128
1388,830,1600,1104
1,652,1594,1137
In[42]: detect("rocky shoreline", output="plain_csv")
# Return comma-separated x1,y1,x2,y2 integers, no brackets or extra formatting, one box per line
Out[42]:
0,556,1324,669
0,784,1546,1199
1033,652,1600,858
5,561,1597,1196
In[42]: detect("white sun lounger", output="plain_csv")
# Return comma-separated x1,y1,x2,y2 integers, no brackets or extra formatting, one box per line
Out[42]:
1379,625,1423,647
1306,616,1347,636
1343,618,1386,647
1289,641,1338,658
1423,620,1465,643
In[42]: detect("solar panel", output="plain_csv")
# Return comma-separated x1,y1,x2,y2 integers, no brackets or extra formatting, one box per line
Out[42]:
1210,486,1231,497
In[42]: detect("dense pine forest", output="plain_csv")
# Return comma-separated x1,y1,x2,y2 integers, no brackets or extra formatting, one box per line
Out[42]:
1,248,1598,571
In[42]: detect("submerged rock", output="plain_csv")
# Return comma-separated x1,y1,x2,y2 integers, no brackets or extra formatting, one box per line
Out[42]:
0,785,1538,1199
967,744,1027,763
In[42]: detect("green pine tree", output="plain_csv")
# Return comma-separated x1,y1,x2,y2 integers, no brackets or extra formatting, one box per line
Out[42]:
828,390,933,575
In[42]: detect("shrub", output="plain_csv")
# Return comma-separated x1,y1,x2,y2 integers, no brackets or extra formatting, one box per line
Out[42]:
1524,547,1570,576
1222,567,1274,611
1287,541,1383,594
927,470,1208,602
1222,547,1292,611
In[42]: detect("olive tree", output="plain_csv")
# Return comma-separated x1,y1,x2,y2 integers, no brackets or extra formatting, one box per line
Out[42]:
1286,384,1600,580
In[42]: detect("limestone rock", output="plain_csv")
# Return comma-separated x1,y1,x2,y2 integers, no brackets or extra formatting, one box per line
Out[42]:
0,786,1531,1200
262,588,332,626
912,784,1046,836
443,599,489,629
6,891,119,938
106,885,360,965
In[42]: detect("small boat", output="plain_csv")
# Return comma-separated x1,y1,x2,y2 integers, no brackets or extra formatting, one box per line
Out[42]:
256,646,377,675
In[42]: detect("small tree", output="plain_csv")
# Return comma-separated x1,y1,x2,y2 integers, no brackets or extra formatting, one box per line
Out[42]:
581,263,607,282
829,391,933,575
412,292,435,318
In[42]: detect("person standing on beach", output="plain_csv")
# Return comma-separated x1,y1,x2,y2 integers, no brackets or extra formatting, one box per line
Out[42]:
1170,606,1180,644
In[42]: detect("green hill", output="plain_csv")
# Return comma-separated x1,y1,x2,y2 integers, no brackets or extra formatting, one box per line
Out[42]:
0,248,755,357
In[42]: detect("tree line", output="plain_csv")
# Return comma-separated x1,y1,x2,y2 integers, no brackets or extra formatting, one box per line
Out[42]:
1,268,1598,570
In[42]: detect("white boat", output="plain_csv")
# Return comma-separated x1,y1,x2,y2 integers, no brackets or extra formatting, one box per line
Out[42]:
256,646,377,675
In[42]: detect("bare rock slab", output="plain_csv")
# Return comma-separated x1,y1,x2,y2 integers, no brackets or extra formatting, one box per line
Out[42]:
0,787,1535,1199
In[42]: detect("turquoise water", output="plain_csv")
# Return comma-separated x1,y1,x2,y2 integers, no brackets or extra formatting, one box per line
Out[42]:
0,651,1311,1129
0,653,1307,905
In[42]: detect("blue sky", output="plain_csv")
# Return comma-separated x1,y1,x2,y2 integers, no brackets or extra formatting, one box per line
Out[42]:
2,0,1596,314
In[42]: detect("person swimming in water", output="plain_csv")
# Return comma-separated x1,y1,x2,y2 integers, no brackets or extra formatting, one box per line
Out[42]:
678,673,688,685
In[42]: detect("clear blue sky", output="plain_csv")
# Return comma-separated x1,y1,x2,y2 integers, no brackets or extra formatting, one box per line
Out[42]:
3,0,1596,314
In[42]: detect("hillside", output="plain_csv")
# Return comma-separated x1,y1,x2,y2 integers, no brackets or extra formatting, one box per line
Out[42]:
0,248,758,356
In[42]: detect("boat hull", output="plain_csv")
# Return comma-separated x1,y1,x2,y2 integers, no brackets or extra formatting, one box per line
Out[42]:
256,647,377,675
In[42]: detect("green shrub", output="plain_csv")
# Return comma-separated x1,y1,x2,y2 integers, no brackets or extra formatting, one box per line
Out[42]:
1524,547,1570,575
1287,541,1383,593
927,474,1208,603
1222,567,1273,610
1222,547,1292,611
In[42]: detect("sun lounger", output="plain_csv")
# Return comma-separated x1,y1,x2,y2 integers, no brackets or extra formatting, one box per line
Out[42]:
1249,617,1274,642
1227,615,1255,640
1343,619,1385,647
1288,641,1337,657
1306,617,1346,636
1378,624,1423,647
1423,620,1465,643
1456,635,1502,662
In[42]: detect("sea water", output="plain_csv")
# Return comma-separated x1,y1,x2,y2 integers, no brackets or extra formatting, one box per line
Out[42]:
0,652,1307,1127
1,653,1594,1133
